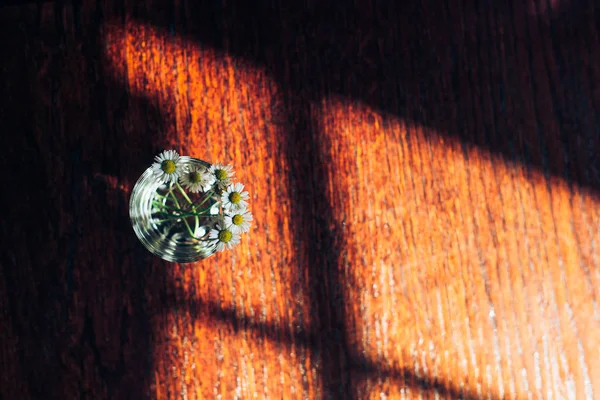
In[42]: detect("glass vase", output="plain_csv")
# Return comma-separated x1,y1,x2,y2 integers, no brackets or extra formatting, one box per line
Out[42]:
129,156,218,262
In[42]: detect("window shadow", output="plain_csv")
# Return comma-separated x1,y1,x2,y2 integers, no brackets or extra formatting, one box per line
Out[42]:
115,0,597,397
123,0,600,194
1,0,598,399
0,5,168,397
164,295,486,400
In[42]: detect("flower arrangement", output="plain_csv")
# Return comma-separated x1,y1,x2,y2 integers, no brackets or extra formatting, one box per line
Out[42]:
130,149,252,262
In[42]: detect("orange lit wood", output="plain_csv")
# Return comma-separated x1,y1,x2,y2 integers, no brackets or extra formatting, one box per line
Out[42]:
1,1,599,399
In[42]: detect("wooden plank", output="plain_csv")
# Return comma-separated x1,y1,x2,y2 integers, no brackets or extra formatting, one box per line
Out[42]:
1,0,599,398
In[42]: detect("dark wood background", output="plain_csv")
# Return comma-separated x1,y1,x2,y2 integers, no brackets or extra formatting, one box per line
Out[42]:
1,0,599,398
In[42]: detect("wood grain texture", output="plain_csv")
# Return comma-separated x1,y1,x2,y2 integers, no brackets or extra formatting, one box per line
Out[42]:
1,0,599,399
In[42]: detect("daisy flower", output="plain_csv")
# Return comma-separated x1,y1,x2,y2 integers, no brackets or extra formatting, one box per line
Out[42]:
207,224,241,252
179,165,215,193
151,150,183,184
210,163,235,190
221,182,249,212
223,208,253,234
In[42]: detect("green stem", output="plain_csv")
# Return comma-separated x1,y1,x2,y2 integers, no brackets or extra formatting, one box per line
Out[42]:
156,210,212,219
199,191,216,208
175,182,193,205
155,214,214,222
175,183,199,232
168,186,195,238
188,189,216,210
152,200,212,215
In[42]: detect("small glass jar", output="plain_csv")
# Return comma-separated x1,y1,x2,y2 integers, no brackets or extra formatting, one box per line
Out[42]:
130,157,218,262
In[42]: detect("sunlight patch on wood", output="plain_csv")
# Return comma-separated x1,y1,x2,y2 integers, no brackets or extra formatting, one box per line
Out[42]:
317,97,600,399
103,21,600,400
104,22,315,399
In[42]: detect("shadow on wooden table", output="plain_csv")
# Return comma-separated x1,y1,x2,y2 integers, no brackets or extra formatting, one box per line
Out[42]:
120,0,600,192
118,0,597,397
1,0,598,398
163,295,484,399
0,6,170,397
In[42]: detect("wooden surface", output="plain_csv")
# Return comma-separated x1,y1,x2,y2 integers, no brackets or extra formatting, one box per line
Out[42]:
1,0,600,398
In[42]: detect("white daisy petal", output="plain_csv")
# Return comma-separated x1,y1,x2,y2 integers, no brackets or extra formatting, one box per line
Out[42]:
179,165,215,193
206,224,241,252
223,208,253,234
208,229,219,240
209,163,235,190
221,182,249,212
151,149,183,184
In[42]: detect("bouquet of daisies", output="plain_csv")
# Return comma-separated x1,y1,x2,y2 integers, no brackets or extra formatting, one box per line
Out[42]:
149,149,252,253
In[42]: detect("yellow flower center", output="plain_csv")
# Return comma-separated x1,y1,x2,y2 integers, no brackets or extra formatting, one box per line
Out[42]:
229,192,241,204
215,169,228,181
161,160,176,174
189,171,201,183
232,214,244,225
218,230,232,243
